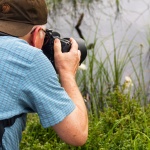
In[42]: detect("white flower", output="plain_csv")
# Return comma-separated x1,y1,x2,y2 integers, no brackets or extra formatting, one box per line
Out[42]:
78,64,87,70
124,76,133,89
123,76,134,96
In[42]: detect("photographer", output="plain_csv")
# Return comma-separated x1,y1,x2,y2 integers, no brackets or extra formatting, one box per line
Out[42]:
0,0,88,150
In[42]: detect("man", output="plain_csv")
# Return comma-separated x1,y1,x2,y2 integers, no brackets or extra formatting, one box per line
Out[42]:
0,0,88,150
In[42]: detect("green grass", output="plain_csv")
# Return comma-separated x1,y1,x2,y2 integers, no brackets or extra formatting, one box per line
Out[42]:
20,90,150,150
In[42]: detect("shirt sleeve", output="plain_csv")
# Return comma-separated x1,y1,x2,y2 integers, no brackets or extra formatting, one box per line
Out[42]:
19,51,75,128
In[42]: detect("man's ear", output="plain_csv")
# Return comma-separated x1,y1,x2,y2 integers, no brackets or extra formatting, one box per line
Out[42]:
31,27,44,49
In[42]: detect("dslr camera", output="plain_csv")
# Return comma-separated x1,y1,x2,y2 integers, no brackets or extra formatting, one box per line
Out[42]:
42,29,87,71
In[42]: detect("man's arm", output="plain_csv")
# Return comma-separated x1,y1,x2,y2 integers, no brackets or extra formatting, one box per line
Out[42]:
52,38,88,146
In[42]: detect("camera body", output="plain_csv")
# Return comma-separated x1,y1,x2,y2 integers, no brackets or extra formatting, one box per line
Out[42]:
42,29,87,70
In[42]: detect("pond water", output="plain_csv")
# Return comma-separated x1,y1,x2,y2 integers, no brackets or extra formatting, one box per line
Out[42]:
46,0,150,99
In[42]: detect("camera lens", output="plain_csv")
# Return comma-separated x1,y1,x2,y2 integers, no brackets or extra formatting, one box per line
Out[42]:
75,38,87,65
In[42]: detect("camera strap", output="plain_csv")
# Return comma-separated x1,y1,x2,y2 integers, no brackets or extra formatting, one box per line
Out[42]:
0,32,17,37
0,32,9,36
0,114,24,147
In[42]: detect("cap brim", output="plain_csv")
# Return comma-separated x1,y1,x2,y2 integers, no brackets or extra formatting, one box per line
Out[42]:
0,20,34,37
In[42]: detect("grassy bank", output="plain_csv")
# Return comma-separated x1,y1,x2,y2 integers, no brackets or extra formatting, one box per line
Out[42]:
20,89,150,150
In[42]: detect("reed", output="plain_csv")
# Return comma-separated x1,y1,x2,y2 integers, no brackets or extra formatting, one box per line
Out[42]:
76,20,148,118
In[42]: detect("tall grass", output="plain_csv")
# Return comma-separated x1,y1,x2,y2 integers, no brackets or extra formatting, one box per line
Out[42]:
77,20,148,117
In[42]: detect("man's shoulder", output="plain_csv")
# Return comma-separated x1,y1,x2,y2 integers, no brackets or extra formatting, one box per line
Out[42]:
0,36,44,62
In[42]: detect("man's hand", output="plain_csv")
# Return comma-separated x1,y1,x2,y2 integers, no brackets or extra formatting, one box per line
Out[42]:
54,38,81,76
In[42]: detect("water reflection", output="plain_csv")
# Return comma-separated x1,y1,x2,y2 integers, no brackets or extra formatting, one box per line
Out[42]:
47,0,150,45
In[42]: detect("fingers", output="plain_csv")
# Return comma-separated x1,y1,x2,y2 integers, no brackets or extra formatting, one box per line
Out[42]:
70,38,81,63
54,38,61,54
54,37,81,75
54,38,79,54
54,37,80,61
70,38,78,52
